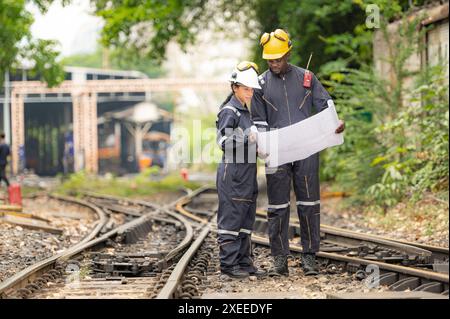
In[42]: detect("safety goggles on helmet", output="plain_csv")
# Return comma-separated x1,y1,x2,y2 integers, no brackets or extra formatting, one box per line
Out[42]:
236,61,259,74
260,29,290,47
229,61,261,89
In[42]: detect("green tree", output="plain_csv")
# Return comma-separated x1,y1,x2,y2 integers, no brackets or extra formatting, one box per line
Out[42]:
91,0,370,73
0,0,68,87
323,5,448,209
93,1,413,68
92,0,216,64
61,46,165,78
249,0,371,74
90,0,432,73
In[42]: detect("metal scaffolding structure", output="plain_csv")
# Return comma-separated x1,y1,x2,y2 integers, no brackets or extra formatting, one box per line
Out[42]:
10,78,228,174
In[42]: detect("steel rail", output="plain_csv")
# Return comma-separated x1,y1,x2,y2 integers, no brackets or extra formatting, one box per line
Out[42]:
251,235,449,284
255,210,448,259
0,194,108,297
157,186,217,298
0,190,193,298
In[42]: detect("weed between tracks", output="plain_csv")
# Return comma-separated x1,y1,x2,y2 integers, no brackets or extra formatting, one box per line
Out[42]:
55,169,201,198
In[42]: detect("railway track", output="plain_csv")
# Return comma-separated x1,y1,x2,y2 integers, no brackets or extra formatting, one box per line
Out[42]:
0,190,194,299
161,187,449,298
255,210,449,265
0,193,107,295
0,193,102,278
1,186,447,299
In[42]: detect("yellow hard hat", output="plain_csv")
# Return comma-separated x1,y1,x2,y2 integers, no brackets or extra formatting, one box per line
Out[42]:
260,29,292,60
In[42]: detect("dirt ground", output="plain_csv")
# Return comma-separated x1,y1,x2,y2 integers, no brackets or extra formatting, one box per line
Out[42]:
255,179,448,248
320,194,449,248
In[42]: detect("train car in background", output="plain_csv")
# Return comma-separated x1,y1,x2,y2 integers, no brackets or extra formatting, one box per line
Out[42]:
97,101,172,175
139,131,171,170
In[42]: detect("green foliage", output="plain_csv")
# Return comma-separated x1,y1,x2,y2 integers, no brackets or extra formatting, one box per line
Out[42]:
60,49,104,69
91,0,214,63
23,39,65,86
251,0,369,73
367,65,449,206
320,67,385,201
322,7,448,209
57,170,201,197
0,0,66,87
61,46,165,78
90,1,371,73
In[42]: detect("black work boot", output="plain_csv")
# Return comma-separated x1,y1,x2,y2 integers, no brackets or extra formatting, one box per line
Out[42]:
248,268,267,278
301,253,319,276
267,255,289,276
221,266,249,279
240,263,267,278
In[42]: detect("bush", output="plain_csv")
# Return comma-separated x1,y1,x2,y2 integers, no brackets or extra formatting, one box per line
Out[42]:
57,170,201,198
321,12,448,209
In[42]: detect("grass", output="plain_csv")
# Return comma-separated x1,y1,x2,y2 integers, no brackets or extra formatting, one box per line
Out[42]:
55,168,201,198
21,186,43,196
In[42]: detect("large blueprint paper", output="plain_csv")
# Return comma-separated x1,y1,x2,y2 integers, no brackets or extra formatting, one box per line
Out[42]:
257,103,344,167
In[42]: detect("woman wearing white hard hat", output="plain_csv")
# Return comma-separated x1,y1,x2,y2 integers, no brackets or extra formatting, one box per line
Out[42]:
215,61,266,279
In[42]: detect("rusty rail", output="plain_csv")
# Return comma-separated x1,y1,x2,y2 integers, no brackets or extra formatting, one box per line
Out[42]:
0,190,194,298
0,194,108,297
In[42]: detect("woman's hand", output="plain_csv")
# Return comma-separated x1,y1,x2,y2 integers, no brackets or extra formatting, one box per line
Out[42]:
257,148,269,159
248,125,259,144
249,132,258,144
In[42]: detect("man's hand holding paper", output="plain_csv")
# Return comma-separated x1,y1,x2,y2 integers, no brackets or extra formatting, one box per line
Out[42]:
256,103,344,167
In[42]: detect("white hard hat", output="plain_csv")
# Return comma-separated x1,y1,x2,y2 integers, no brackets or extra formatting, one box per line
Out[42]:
229,61,261,89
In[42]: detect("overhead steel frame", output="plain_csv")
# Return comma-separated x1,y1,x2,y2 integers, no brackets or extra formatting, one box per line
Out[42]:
10,78,228,174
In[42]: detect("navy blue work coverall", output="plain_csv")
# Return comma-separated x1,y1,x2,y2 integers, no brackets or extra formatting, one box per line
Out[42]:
251,64,334,256
216,94,258,272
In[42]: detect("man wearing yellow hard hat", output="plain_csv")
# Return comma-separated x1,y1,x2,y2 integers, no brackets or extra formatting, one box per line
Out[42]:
251,29,345,277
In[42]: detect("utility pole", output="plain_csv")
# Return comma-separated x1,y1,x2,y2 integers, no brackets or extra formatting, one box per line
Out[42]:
3,70,11,144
